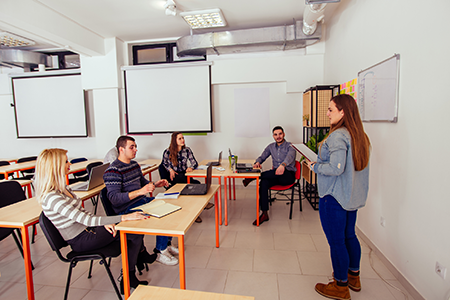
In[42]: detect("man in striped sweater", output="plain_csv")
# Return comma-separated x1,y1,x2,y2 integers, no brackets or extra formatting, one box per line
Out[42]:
103,136,178,266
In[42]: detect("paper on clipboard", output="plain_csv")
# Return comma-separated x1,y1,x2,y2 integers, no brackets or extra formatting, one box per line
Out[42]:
291,144,318,162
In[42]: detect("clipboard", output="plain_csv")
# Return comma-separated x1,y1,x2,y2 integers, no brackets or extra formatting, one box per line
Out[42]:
291,144,318,162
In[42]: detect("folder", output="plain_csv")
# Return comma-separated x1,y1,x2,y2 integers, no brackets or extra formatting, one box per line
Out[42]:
135,199,181,218
291,143,318,162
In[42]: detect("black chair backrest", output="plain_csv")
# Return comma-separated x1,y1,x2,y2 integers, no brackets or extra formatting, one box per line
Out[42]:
17,156,37,176
0,161,10,180
100,187,116,216
0,181,26,208
70,157,88,177
39,213,70,262
86,161,103,176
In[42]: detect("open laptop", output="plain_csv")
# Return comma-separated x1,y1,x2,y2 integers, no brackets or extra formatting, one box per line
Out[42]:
229,148,252,169
209,151,222,166
180,164,212,195
71,163,110,191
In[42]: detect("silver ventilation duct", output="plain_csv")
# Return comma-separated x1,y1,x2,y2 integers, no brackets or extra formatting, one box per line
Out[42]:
176,20,321,57
0,49,51,69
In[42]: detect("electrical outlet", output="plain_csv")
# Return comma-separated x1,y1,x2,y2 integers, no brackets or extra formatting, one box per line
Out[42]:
435,261,447,279
380,217,386,227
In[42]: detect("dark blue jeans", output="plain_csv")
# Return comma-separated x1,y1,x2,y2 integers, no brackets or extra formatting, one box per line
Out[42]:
319,195,361,282
123,197,172,251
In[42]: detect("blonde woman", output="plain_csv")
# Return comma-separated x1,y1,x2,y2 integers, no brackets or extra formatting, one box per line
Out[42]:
35,148,149,293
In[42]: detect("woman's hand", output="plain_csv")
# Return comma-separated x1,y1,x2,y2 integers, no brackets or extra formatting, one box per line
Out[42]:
104,224,117,237
169,169,177,181
121,212,150,222
155,179,169,188
186,167,193,172
306,161,316,171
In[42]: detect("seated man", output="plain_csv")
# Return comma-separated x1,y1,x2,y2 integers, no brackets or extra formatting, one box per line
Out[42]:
243,126,297,225
103,135,178,265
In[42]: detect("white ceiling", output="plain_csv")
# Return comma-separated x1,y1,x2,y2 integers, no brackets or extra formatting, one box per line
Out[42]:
0,0,340,53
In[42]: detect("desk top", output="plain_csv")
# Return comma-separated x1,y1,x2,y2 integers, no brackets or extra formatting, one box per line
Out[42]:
116,184,219,235
0,161,36,174
129,285,254,300
0,179,33,186
71,183,105,201
187,159,229,178
0,158,18,163
138,159,160,176
0,198,41,227
68,159,103,174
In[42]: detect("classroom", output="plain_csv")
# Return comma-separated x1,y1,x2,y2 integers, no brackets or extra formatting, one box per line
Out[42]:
0,0,449,300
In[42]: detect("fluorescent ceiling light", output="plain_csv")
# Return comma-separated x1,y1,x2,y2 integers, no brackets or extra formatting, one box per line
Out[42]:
305,0,340,3
0,32,35,47
180,9,226,29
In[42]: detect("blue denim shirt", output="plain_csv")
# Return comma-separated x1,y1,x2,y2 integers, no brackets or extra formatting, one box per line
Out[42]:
313,128,369,211
256,140,297,172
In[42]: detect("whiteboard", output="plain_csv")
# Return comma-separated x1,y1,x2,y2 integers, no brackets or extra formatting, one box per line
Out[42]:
357,54,400,122
11,73,87,138
123,62,212,134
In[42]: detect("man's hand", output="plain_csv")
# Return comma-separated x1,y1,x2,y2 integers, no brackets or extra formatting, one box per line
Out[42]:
254,162,262,169
169,169,177,181
275,164,285,175
155,179,169,188
141,182,155,194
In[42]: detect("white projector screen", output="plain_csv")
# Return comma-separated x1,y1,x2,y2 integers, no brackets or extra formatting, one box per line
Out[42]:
12,73,87,138
124,62,212,134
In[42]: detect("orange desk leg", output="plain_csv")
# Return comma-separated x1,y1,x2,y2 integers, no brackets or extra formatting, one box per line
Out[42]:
187,177,190,184
120,231,131,299
21,225,35,300
178,235,186,289
65,175,69,185
220,177,227,226
233,178,236,200
228,178,231,200
215,192,219,247
256,178,260,227
25,183,32,198
217,177,222,226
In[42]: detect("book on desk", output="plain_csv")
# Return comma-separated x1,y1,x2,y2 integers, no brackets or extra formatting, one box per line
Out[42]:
134,199,181,218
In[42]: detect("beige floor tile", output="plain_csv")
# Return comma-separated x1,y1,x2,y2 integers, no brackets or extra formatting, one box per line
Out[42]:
224,270,279,300
80,289,121,300
138,262,179,287
32,258,91,287
234,231,274,250
297,251,333,276
278,273,332,300
172,268,228,293
184,245,213,268
0,281,29,300
310,234,329,252
207,247,254,272
35,285,89,300
351,277,398,300
384,279,415,300
273,232,316,251
360,252,396,280
184,228,202,246
71,258,122,292
220,218,256,232
254,249,301,274
290,219,324,235
254,219,291,233
195,229,237,248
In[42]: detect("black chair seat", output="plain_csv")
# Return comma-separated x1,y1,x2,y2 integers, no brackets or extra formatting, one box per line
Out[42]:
66,241,121,260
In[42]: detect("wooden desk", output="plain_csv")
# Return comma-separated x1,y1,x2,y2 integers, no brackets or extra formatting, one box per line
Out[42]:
129,285,254,300
0,161,36,179
0,198,42,300
116,184,220,299
139,159,160,179
223,159,262,226
0,158,18,163
186,160,226,225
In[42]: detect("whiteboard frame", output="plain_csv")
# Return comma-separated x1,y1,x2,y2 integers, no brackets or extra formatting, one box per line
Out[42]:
357,54,400,123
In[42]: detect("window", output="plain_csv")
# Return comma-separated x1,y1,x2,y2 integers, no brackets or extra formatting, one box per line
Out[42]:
132,43,205,65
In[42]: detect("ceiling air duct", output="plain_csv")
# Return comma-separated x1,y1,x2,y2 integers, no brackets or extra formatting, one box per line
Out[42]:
176,20,321,57
0,49,51,69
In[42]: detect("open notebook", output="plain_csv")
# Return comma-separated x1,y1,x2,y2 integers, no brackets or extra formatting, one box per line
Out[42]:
134,199,181,218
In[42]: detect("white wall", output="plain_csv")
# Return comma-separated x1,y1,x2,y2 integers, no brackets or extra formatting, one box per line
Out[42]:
324,1,450,299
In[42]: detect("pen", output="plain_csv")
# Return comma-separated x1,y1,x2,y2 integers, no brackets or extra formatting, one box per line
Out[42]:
164,192,180,195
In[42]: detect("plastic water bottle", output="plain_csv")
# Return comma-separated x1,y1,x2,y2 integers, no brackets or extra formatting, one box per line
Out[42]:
231,155,236,173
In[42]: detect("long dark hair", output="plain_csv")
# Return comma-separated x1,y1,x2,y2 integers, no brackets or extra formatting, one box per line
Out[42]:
169,132,184,166
321,94,370,171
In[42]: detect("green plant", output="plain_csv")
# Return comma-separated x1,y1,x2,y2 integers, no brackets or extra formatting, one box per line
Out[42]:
300,129,329,162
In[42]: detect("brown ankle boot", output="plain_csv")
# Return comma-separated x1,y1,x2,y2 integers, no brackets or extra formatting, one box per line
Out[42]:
315,279,351,300
347,273,361,292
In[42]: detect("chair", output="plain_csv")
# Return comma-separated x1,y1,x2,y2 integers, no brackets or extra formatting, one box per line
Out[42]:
17,156,37,180
68,157,89,184
100,187,149,275
85,161,104,214
0,161,11,180
0,181,34,268
39,213,122,300
268,160,302,219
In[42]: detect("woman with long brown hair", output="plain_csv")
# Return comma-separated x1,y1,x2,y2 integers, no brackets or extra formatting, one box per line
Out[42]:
307,94,370,300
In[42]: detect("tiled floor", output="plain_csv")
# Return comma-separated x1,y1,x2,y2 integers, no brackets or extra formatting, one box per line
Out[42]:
0,185,414,300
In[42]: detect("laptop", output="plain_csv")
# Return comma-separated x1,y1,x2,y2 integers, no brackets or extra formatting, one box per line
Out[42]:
71,163,110,191
209,151,222,166
180,164,212,195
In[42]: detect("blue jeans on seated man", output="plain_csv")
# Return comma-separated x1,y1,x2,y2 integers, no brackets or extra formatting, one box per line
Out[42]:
121,196,172,252
319,195,361,282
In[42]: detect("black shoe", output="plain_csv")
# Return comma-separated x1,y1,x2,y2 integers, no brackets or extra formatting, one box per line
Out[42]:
252,213,269,226
138,248,157,265
243,178,254,187
119,272,148,295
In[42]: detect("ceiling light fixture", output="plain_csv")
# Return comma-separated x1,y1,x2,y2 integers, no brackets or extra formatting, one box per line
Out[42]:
180,9,226,29
0,32,35,47
305,0,340,4
164,0,177,16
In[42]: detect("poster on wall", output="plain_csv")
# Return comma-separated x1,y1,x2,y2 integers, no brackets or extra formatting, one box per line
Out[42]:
357,54,400,122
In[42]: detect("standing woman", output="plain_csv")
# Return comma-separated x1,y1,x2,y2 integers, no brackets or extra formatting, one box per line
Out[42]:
35,148,149,292
307,94,370,300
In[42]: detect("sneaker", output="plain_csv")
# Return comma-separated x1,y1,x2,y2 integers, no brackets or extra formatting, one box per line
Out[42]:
205,202,214,210
156,248,178,265
118,272,148,295
167,245,179,256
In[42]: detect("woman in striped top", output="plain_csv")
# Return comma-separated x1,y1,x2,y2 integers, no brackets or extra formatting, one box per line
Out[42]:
35,148,150,292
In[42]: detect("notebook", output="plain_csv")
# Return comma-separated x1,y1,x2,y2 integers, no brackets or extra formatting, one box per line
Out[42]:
180,164,212,195
291,143,318,162
209,151,222,166
237,163,253,169
134,199,181,218
71,163,110,191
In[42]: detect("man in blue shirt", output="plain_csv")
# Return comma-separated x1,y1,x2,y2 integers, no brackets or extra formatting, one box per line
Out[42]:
243,126,297,225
